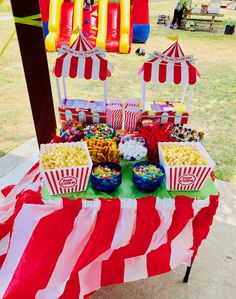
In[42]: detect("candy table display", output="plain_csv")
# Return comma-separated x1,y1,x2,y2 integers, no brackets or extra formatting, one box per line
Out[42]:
0,160,219,298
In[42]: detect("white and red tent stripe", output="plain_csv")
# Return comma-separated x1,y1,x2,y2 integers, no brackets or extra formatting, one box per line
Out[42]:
0,163,219,299
138,41,200,85
53,34,113,81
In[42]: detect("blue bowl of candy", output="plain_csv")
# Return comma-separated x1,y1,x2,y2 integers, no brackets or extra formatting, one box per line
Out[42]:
91,162,122,193
132,161,165,193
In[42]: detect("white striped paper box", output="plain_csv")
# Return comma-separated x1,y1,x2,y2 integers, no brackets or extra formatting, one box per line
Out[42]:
158,142,215,191
124,106,141,130
40,142,93,195
106,105,123,130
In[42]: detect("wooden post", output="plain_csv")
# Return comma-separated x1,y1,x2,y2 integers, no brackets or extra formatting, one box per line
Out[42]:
10,0,56,146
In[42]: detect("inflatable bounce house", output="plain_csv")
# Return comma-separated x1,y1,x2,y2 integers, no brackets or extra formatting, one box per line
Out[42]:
39,0,150,54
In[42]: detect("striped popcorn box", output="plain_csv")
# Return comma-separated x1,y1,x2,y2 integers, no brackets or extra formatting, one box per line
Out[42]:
124,106,141,130
40,142,92,195
158,142,215,191
106,105,123,130
124,99,140,109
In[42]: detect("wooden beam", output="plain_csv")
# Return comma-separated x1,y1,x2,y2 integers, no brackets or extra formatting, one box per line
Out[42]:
10,0,56,146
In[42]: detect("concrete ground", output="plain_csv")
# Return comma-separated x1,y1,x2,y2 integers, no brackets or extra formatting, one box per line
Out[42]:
0,139,235,299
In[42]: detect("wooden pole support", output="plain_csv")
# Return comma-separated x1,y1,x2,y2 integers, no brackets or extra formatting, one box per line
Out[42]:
10,0,56,146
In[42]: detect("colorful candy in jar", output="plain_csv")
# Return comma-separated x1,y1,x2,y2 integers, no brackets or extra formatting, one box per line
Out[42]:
41,145,89,170
92,165,120,179
119,139,147,161
160,144,208,166
133,164,164,180
83,123,114,139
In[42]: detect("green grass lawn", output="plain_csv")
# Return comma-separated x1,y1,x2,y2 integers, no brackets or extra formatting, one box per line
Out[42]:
0,0,236,182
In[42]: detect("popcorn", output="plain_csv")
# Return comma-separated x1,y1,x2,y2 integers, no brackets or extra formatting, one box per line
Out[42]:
160,144,208,166
41,145,89,170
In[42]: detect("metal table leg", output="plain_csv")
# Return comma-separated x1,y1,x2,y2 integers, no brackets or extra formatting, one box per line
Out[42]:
183,266,192,283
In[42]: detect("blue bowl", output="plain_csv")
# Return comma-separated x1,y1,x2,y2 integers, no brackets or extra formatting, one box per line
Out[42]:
132,161,165,193
91,162,122,193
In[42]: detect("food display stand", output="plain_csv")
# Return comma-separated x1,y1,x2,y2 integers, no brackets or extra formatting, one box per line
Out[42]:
138,38,200,125
0,23,219,299
54,33,113,124
0,160,219,298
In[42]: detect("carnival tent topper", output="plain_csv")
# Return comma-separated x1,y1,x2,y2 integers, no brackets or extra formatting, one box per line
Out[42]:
53,33,114,109
138,38,200,110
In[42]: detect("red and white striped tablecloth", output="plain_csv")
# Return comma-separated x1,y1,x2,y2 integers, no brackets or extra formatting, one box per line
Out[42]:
0,163,219,299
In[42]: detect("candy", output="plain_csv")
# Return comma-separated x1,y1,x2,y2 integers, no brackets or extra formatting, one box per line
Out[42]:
160,144,208,166
92,165,120,179
83,123,114,139
133,164,164,181
171,125,204,143
85,138,120,163
115,129,134,141
51,120,84,143
119,139,147,161
41,145,89,170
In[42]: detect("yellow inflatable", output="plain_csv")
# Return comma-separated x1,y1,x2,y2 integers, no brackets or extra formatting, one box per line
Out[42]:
119,0,130,54
45,0,63,52
96,0,108,50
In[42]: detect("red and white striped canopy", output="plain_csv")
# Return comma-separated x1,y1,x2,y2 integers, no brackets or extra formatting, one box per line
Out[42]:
53,34,113,81
138,41,200,85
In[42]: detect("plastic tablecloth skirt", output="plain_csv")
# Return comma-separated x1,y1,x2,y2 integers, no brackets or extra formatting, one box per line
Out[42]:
0,162,219,299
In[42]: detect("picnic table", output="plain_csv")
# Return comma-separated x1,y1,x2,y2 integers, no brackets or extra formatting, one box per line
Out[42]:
182,11,224,31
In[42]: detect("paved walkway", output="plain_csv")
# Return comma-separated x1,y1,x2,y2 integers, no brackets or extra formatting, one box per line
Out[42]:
0,139,235,299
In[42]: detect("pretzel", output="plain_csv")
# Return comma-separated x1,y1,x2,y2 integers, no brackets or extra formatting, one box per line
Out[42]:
85,138,120,163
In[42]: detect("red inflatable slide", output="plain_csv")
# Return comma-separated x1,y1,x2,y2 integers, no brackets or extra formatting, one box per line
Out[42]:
56,1,74,49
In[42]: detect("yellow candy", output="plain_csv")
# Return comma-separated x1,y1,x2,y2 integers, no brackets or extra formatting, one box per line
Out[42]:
160,144,207,166
41,145,89,170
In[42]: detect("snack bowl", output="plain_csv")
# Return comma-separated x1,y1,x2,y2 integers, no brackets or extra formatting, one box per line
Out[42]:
132,161,165,193
91,162,122,193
